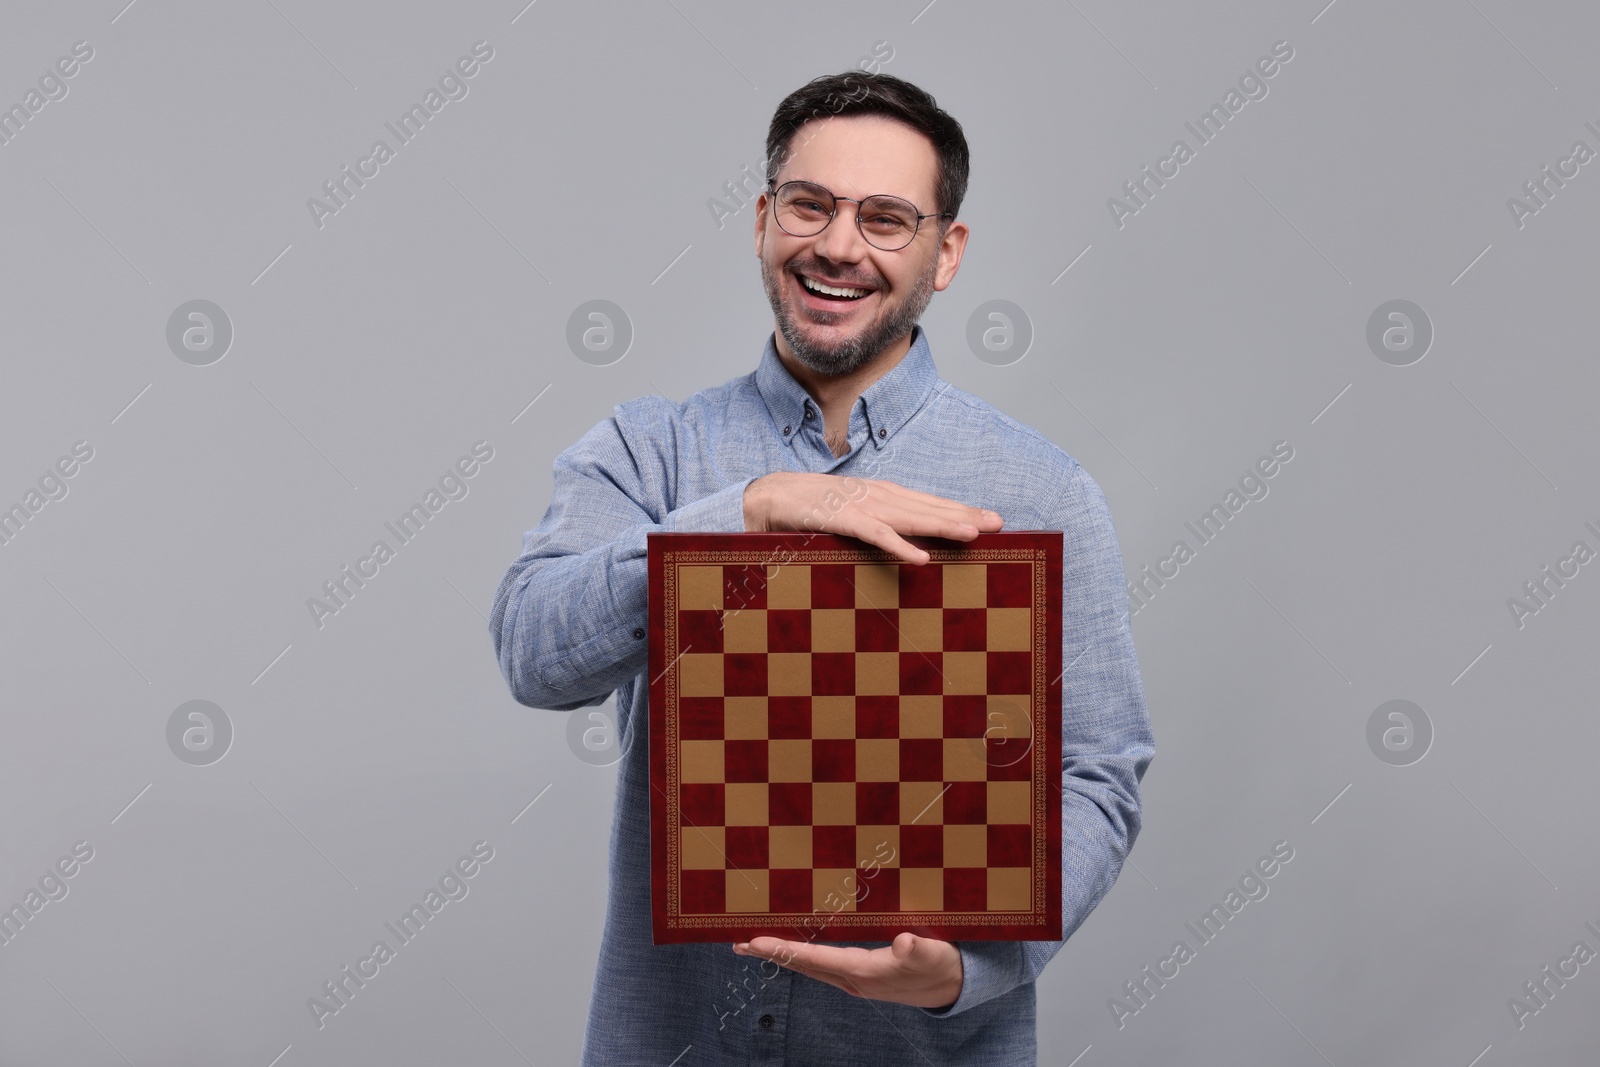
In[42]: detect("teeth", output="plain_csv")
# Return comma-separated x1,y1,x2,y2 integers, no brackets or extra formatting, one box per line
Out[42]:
802,275,869,299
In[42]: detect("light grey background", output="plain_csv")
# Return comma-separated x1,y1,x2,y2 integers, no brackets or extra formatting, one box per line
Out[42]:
2,1,1596,1064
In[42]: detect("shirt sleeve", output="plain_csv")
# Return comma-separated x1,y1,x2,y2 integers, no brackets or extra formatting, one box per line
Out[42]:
921,459,1156,1018
489,401,753,711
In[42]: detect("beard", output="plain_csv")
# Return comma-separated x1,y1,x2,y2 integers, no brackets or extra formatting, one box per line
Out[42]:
761,250,939,377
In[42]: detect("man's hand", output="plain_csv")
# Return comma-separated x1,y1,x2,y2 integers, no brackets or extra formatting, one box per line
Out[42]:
744,472,1003,564
732,932,963,1010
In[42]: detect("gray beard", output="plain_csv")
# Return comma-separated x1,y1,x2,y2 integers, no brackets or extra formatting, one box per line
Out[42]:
761,253,939,377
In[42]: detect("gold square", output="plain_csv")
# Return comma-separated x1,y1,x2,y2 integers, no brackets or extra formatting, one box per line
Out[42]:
943,737,988,781
899,608,943,653
856,652,899,695
812,697,856,738
769,825,812,868
944,825,987,867
766,564,811,609
812,782,855,824
899,868,943,911
681,825,725,869
678,565,724,611
722,609,767,653
901,781,947,824
767,739,812,782
987,781,1032,824
724,783,768,825
813,868,857,913
855,738,899,781
724,697,768,740
768,652,812,696
856,825,899,868
942,565,987,608
854,564,899,609
679,654,724,697
727,868,770,913
811,610,855,652
987,608,1031,652
681,740,725,783
899,696,944,738
942,651,986,694
988,867,1031,910
985,696,1030,747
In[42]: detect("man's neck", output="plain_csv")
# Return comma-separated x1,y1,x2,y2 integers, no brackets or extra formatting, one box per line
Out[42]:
775,329,915,457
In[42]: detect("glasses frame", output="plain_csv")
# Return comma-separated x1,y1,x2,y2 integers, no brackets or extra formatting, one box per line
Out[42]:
766,179,953,251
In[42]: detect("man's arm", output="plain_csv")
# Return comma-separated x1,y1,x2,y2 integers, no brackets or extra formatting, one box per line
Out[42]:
489,404,753,711
920,459,1156,1018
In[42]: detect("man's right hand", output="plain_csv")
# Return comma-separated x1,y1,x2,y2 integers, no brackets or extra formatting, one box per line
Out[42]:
742,472,1003,564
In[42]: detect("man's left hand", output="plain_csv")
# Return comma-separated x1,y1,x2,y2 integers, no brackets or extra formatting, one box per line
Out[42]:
732,932,963,1010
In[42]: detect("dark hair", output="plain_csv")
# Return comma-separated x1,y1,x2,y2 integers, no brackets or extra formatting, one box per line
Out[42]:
764,71,970,221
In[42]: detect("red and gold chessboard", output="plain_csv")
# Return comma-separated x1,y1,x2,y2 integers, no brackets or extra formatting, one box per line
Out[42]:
647,531,1062,944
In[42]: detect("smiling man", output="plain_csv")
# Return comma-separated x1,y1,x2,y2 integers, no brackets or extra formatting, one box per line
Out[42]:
490,71,1154,1066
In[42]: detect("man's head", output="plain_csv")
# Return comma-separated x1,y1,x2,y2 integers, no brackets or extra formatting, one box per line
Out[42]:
754,72,970,378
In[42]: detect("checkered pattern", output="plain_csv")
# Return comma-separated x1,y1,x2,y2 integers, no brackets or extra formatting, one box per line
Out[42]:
665,558,1043,921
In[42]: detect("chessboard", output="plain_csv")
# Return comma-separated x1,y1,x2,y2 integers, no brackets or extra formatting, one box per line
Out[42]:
647,531,1062,944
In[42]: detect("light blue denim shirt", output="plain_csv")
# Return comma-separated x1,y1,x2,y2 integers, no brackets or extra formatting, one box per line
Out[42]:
490,325,1154,1066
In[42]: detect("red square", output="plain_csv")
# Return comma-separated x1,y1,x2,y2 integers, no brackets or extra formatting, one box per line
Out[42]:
811,652,855,695
900,651,942,695
899,824,942,867
854,608,899,652
857,866,899,912
770,868,812,912
680,783,725,826
899,738,943,781
725,739,768,783
725,825,769,868
899,565,942,608
678,610,724,653
813,825,856,867
987,564,1031,608
855,695,897,738
725,653,768,696
943,695,986,738
988,824,1032,867
680,697,724,740
944,868,987,910
810,564,855,608
987,745,1034,781
987,651,1031,694
856,782,899,824
768,610,810,651
725,565,767,611
768,782,812,825
767,697,811,739
811,739,855,781
942,608,987,651
681,869,725,913
944,782,987,824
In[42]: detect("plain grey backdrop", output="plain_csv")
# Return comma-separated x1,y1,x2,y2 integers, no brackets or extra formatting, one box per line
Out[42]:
2,0,1596,1064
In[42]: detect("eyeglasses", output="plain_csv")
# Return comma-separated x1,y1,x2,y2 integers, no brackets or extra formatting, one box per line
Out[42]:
768,179,951,251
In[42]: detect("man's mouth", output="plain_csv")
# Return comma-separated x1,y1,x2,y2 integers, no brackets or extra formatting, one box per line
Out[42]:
799,274,873,301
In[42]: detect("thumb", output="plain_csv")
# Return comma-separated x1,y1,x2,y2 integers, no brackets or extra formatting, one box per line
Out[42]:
891,931,922,963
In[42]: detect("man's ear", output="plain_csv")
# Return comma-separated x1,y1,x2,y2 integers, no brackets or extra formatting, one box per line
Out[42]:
753,192,770,257
933,219,970,291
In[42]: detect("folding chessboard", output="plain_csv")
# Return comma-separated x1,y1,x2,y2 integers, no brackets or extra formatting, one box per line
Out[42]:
647,531,1062,944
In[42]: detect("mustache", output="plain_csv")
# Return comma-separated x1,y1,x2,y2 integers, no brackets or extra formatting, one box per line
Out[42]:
789,258,882,290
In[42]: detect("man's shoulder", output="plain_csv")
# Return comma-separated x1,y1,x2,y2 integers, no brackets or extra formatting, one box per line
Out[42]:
610,368,760,433
926,377,1082,478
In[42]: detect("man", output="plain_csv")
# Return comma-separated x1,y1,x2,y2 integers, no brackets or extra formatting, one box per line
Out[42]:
490,71,1154,1066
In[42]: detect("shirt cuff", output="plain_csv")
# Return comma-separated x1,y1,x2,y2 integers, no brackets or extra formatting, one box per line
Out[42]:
918,941,1028,1018
660,478,754,534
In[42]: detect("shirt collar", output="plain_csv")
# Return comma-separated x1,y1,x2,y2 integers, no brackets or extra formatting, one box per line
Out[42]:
753,324,940,450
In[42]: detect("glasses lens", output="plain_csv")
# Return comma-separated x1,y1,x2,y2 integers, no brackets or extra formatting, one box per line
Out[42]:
857,195,919,249
774,182,833,237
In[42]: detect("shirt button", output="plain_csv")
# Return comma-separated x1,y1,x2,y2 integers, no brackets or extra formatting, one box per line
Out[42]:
803,407,814,419
783,426,791,436
758,1014,775,1029
877,427,887,439
631,627,645,640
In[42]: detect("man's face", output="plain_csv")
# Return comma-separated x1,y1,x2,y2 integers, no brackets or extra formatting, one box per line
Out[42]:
754,114,967,377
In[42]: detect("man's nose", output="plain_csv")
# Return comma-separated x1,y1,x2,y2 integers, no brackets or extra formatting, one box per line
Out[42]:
815,201,869,263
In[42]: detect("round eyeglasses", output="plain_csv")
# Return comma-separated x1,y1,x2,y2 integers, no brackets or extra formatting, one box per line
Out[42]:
768,180,952,251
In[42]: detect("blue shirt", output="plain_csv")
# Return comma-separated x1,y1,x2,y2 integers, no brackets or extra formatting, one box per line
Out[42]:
490,325,1154,1065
